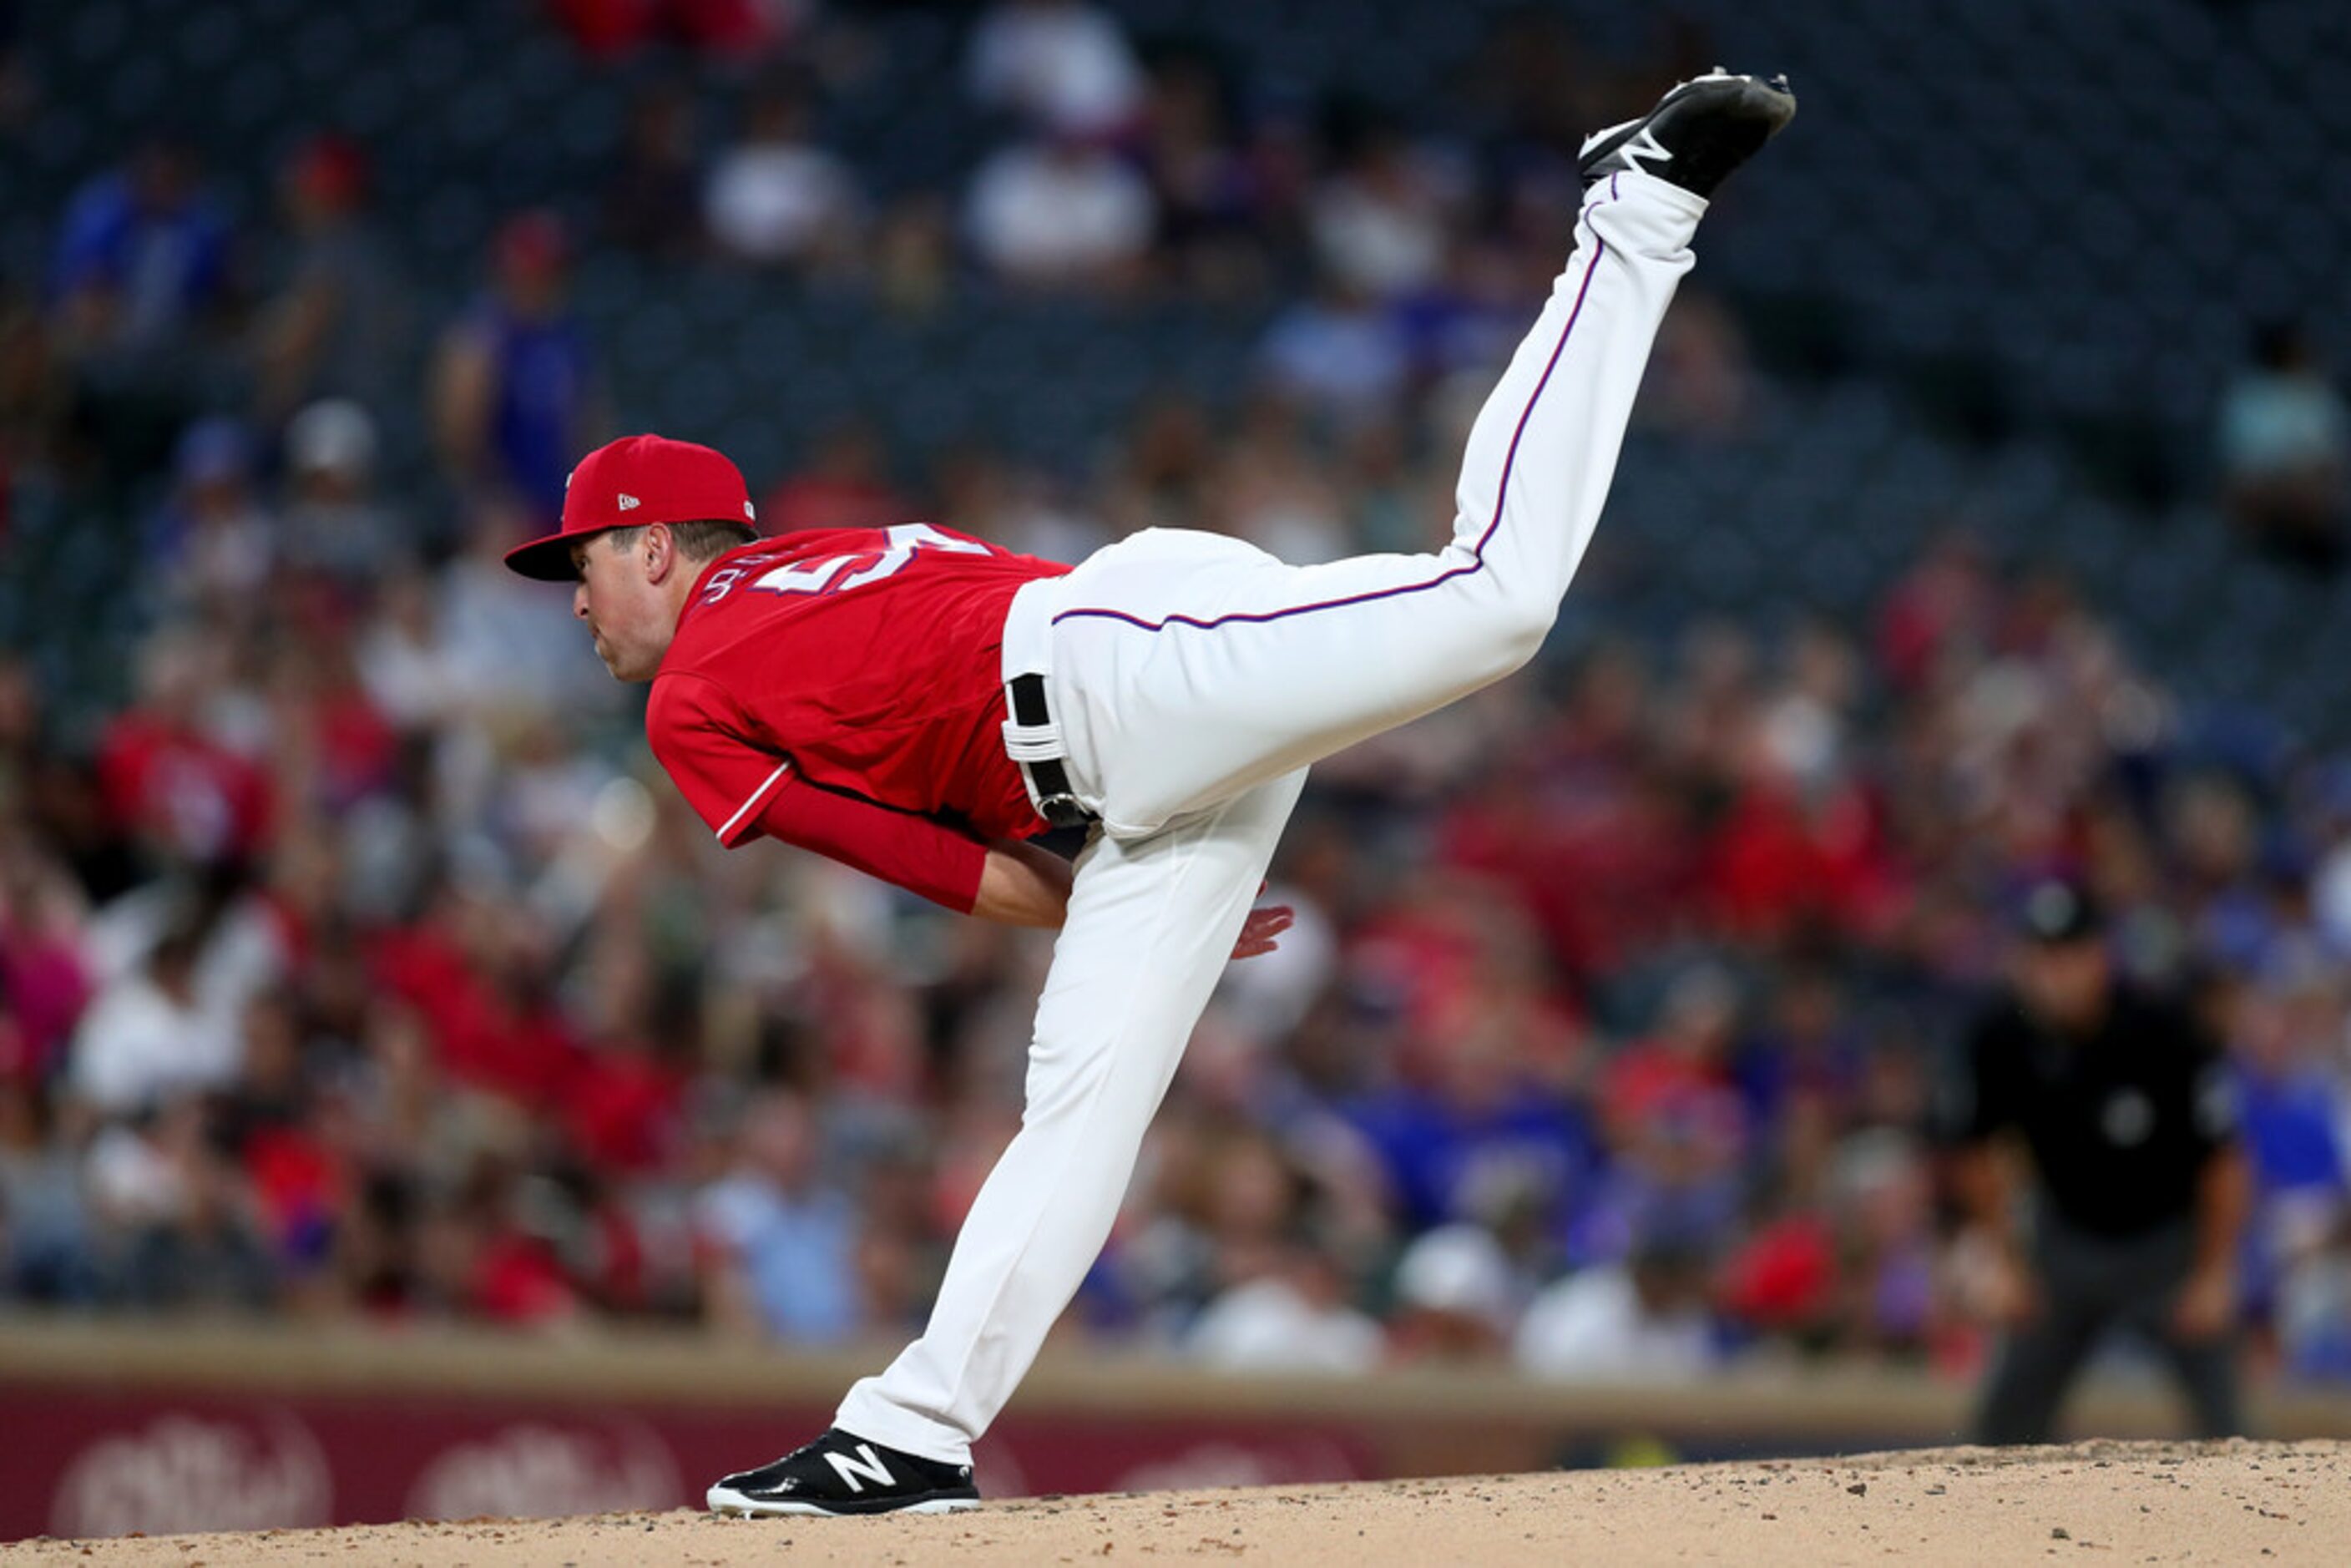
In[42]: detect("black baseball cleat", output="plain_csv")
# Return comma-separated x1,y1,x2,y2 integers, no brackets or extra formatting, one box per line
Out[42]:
1577,70,1797,198
705,1428,980,1518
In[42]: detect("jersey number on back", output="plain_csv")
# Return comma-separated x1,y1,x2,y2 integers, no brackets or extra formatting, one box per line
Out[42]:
751,524,992,598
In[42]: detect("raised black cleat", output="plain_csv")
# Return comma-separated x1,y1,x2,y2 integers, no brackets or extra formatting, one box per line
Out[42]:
1577,71,1797,198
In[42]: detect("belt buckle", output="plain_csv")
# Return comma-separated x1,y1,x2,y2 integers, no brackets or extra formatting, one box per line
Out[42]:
1036,792,1090,829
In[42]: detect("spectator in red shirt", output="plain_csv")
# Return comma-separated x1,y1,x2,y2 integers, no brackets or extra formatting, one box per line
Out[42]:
0,821,94,1081
368,885,577,1110
96,630,275,869
760,418,911,535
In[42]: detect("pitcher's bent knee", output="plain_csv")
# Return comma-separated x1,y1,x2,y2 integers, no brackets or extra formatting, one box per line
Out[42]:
1414,589,1555,690
1477,594,1558,680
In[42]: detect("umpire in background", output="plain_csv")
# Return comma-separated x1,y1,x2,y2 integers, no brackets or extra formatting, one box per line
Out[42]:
1943,880,2251,1444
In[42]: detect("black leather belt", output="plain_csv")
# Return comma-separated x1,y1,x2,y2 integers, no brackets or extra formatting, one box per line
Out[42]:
1007,673,1096,829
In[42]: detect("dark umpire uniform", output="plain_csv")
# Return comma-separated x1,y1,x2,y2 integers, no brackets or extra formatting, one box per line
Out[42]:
1944,882,2251,1444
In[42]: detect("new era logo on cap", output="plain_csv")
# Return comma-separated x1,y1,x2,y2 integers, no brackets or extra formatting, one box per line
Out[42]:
502,433,759,582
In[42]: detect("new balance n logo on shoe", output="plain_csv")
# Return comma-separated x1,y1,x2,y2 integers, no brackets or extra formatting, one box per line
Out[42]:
823,1444,897,1495
1619,124,1673,172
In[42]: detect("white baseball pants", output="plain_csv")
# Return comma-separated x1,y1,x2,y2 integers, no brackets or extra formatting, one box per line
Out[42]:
834,170,1705,1464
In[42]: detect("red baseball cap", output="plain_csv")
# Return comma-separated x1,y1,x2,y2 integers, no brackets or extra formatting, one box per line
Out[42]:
503,433,759,581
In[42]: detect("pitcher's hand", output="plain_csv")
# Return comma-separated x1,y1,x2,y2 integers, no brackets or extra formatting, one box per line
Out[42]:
1232,904,1295,960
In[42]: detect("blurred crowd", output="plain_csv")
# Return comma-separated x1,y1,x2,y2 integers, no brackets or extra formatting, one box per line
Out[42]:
3,0,2350,1396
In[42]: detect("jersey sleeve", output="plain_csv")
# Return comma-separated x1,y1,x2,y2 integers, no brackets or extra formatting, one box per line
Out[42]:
645,674,796,847
754,780,989,915
647,672,988,913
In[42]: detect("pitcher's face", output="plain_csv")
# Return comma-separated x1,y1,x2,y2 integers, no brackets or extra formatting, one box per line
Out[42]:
571,529,675,683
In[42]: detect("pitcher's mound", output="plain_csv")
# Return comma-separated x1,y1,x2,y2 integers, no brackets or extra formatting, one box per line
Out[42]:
6,1439,2343,1565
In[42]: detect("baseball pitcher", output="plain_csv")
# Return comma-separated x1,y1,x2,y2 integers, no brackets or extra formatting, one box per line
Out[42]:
503,73,1797,1515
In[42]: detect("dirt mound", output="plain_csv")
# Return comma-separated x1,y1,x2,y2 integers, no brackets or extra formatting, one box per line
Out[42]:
4,1439,2342,1566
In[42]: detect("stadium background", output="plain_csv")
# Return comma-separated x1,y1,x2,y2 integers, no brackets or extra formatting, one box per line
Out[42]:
3,0,2351,1539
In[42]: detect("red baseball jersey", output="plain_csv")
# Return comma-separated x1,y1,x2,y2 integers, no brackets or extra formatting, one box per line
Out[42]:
646,524,1071,910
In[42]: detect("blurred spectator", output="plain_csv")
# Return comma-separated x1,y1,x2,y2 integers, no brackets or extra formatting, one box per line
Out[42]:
1731,966,1868,1176
109,1104,279,1311
69,919,240,1115
2221,967,2346,1330
48,137,236,359
602,87,705,260
1874,527,1995,697
355,570,469,734
695,1090,862,1343
761,417,909,534
1166,1123,1384,1370
94,628,275,869
704,87,863,271
1208,398,1350,564
559,946,685,1182
1257,278,1409,422
368,882,574,1109
46,136,240,483
967,133,1155,291
252,134,410,426
433,508,617,717
1101,392,1217,537
930,441,1105,564
258,607,402,822
1344,928,1594,1243
1136,51,1267,298
0,821,95,1083
2217,319,2348,573
1387,1222,1522,1361
1600,964,1748,1152
458,1161,589,1326
1581,965,1751,1267
1821,1130,1939,1357
1514,1233,1718,1380
1636,290,1757,442
1187,1241,1383,1373
146,417,276,618
1308,129,1456,301
2275,1218,2351,1380
967,0,1144,139
871,193,956,316
1698,704,1888,943
278,398,410,584
429,211,608,528
1391,236,1539,385
0,281,67,476
0,1080,96,1302
1717,1201,1838,1349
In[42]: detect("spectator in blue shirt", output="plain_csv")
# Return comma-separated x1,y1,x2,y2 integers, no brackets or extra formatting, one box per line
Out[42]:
694,1091,862,1343
430,211,607,530
50,138,235,356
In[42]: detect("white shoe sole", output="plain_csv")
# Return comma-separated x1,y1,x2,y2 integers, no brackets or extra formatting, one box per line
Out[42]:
706,1484,980,1518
